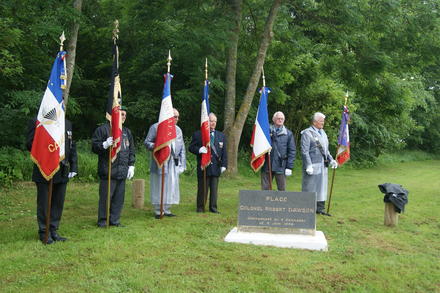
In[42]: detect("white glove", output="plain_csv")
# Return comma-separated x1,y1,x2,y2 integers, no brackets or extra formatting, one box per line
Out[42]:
199,146,208,154
177,166,185,174
306,166,313,175
103,137,113,149
221,167,226,173
68,172,77,179
127,166,135,179
285,169,292,176
330,160,338,169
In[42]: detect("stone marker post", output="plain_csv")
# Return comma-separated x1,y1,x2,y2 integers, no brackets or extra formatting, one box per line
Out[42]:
384,202,398,226
132,179,145,209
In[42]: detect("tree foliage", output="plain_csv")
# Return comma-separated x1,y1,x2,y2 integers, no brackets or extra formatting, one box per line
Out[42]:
1,0,439,168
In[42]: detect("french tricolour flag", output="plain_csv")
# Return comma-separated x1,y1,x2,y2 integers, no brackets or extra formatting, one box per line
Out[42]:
30,51,67,180
250,87,272,172
153,73,176,168
336,105,350,166
200,79,211,170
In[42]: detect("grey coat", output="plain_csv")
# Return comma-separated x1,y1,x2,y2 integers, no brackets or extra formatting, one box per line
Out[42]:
144,123,186,204
301,126,334,201
262,125,296,173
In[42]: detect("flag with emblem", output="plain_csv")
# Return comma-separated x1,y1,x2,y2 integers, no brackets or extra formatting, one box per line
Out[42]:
30,51,67,180
153,73,176,168
250,86,272,172
336,105,350,165
106,38,122,162
200,79,211,169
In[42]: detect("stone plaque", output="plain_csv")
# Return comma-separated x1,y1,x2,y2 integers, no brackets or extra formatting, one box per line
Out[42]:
237,190,316,235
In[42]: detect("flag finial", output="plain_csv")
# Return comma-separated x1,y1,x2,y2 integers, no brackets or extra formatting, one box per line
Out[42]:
59,31,66,52
167,50,172,73
205,58,208,80
262,67,266,87
113,20,119,42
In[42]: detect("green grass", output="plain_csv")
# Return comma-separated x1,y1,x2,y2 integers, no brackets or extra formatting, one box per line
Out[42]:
0,160,439,292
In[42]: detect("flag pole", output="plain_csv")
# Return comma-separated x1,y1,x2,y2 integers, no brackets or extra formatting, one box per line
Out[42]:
106,21,119,227
327,91,349,213
262,68,272,190
44,32,67,244
203,58,208,212
159,51,172,219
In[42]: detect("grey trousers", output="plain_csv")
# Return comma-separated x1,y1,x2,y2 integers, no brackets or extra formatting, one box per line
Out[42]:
98,179,126,225
36,182,67,234
261,172,286,191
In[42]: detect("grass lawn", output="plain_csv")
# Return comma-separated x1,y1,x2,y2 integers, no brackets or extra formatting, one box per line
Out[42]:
0,160,439,292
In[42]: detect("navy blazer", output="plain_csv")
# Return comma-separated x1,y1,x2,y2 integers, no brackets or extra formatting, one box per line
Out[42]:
189,130,228,178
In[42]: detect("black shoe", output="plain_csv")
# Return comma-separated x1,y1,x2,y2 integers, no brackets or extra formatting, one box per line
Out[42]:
51,232,67,242
196,209,204,213
154,215,161,219
110,223,125,227
39,234,54,245
97,222,106,228
316,211,331,216
165,213,176,217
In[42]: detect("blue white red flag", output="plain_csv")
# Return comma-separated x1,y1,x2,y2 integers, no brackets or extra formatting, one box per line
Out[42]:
106,39,122,162
153,73,176,168
200,79,211,170
250,87,272,172
30,51,67,180
336,105,350,165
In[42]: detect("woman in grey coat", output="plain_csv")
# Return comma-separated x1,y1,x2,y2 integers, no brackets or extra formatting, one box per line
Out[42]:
301,112,337,216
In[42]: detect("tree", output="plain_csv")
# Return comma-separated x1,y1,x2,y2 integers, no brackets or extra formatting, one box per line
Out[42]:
224,0,283,174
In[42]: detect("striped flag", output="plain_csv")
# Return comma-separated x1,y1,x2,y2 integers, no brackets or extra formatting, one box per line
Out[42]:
106,38,122,162
200,79,211,169
30,51,67,180
250,87,272,172
153,73,176,168
336,105,350,165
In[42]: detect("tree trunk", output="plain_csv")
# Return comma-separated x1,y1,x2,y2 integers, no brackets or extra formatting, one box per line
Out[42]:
223,0,242,134
225,0,283,174
63,0,83,107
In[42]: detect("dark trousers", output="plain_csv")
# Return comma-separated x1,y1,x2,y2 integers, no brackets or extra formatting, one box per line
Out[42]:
261,172,286,191
197,176,219,212
317,201,326,213
98,179,126,225
36,182,67,234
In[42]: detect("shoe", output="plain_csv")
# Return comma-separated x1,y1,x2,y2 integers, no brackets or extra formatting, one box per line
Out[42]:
97,222,106,228
165,213,176,217
154,215,161,219
316,211,331,216
51,232,67,242
196,209,204,213
110,223,125,227
210,210,220,214
39,234,54,245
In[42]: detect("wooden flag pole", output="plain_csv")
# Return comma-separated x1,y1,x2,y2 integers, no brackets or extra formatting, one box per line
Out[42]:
203,169,208,212
327,167,336,213
160,166,165,219
267,153,273,190
44,179,54,244
106,146,112,227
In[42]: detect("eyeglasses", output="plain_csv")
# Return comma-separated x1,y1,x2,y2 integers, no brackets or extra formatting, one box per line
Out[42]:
174,116,179,119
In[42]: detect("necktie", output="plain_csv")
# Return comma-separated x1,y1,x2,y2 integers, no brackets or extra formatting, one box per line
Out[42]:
210,131,214,146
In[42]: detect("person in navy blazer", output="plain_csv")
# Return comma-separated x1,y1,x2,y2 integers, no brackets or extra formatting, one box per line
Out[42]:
189,113,227,213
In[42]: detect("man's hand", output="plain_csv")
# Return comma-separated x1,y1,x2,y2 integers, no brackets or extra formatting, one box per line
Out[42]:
68,172,77,179
199,146,208,154
127,166,135,179
306,166,313,175
103,137,114,149
285,169,292,176
330,160,338,169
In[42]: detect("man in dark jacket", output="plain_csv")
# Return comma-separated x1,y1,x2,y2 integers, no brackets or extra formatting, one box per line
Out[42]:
261,111,296,191
189,113,227,213
26,118,78,244
92,107,135,227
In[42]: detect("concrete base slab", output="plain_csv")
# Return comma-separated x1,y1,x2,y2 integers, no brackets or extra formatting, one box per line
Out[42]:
224,227,328,251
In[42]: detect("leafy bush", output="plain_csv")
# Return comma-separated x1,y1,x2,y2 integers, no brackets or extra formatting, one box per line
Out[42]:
0,146,33,187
